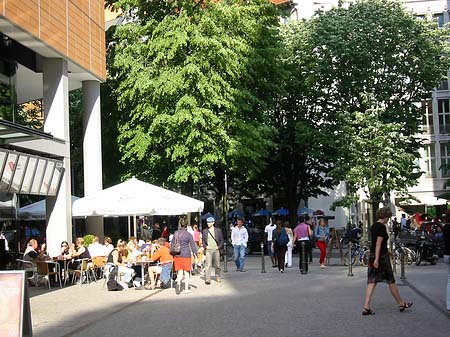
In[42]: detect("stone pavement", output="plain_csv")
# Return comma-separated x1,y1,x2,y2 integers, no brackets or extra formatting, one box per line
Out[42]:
29,253,450,337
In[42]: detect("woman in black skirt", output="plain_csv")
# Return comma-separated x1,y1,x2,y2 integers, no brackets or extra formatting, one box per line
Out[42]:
362,207,412,315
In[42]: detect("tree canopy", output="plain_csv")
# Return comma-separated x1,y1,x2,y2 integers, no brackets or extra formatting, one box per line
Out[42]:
107,0,281,197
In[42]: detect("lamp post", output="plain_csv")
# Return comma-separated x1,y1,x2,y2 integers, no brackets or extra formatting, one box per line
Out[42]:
223,169,228,273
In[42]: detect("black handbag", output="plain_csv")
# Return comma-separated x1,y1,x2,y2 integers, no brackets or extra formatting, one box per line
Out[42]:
170,232,181,255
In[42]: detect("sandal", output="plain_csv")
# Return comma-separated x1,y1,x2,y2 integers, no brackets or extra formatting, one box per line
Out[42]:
362,308,375,316
399,301,413,312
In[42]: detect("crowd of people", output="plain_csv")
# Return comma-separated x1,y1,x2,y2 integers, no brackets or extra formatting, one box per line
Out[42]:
16,210,450,316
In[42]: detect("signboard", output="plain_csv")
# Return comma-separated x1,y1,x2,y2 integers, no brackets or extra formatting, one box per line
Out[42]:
0,149,63,196
0,271,32,337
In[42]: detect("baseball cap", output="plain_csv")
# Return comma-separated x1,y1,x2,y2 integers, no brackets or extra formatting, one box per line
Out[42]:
206,217,215,223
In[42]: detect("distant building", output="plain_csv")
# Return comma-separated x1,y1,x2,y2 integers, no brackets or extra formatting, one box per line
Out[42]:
0,1,105,256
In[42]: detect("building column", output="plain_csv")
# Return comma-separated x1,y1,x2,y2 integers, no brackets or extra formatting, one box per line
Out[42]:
82,80,103,237
42,58,72,258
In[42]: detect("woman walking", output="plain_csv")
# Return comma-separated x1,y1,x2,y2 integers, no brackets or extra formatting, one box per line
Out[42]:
293,215,312,274
284,221,294,268
315,218,329,269
272,220,288,273
173,221,197,294
362,207,412,315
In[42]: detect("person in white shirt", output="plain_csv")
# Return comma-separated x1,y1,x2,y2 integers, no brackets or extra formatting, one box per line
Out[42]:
264,219,277,267
88,236,106,257
231,217,248,272
103,236,114,256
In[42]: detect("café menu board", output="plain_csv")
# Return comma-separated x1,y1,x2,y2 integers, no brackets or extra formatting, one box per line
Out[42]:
0,271,32,337
0,148,64,196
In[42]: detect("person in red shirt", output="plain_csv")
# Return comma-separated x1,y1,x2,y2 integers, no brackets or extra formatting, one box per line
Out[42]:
147,238,173,289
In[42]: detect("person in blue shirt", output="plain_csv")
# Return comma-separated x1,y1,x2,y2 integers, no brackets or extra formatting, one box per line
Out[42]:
314,218,329,269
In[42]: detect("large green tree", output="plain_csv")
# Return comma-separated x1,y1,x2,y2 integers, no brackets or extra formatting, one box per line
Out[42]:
106,0,282,211
305,0,450,219
253,19,339,222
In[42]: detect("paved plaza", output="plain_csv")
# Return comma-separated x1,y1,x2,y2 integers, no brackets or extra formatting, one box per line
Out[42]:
29,253,450,337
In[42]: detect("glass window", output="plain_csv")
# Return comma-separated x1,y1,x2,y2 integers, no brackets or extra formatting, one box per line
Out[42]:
422,143,437,178
438,99,450,135
421,100,434,134
441,142,450,178
437,80,449,91
433,13,445,27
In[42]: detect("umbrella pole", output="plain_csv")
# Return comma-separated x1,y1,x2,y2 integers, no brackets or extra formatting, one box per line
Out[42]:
128,216,131,239
133,214,137,238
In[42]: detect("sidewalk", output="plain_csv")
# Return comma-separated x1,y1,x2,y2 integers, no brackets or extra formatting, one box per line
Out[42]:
29,253,450,337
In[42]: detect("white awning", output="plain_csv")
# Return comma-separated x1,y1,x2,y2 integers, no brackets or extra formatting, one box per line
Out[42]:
72,177,204,217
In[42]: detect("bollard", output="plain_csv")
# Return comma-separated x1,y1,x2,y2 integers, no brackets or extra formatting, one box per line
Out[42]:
223,240,228,273
391,239,396,275
261,242,266,273
347,241,354,277
400,247,406,280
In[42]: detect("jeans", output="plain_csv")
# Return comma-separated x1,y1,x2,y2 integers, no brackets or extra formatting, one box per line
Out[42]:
275,245,287,271
298,240,310,272
445,255,450,310
234,245,246,271
159,262,173,284
205,249,221,281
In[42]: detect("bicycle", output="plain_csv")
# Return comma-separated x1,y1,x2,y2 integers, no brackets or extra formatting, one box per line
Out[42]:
343,241,370,266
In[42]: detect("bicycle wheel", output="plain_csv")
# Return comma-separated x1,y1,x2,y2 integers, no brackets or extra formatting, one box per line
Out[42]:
226,244,234,261
343,252,356,266
361,250,370,267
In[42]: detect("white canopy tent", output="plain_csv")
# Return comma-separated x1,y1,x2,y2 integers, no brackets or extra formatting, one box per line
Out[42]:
72,177,204,217
19,196,79,220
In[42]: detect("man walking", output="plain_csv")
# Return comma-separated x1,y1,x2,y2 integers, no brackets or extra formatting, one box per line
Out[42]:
264,219,277,267
202,217,224,284
231,217,248,272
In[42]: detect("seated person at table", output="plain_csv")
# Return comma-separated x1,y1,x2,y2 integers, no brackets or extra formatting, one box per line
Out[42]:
60,241,72,259
23,239,45,263
70,237,91,269
88,236,106,257
107,239,135,288
147,238,173,290
103,236,114,256
125,240,144,286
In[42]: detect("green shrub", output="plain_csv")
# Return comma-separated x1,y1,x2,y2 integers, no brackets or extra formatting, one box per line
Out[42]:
83,234,95,247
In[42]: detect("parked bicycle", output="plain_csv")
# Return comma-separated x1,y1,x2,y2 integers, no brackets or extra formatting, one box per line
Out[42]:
343,241,370,266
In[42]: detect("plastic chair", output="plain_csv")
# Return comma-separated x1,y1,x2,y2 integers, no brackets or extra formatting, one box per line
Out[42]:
36,261,62,289
91,256,107,280
70,258,95,286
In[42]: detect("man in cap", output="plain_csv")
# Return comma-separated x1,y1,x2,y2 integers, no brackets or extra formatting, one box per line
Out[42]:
202,217,224,284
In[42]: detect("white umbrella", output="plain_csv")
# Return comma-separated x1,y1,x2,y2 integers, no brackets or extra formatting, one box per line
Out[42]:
19,196,79,220
72,177,204,217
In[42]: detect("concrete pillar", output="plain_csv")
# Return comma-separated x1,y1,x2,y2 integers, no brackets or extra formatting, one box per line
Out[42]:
82,80,103,237
42,58,72,258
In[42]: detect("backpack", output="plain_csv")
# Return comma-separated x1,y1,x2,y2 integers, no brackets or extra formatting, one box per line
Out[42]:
275,229,289,246
107,266,123,291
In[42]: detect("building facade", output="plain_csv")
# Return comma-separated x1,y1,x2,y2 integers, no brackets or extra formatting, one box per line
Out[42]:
0,0,105,256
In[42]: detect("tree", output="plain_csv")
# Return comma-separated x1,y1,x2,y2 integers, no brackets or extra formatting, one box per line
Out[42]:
106,0,281,212
248,19,340,223
305,0,450,220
